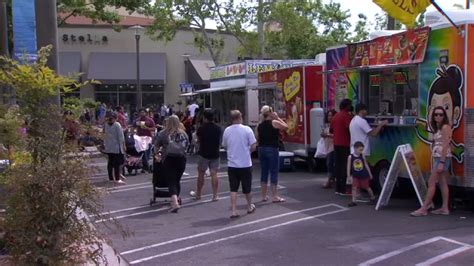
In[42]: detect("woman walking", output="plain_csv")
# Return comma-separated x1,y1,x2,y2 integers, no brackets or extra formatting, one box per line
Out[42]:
257,106,288,203
411,106,453,216
154,115,189,213
322,110,337,188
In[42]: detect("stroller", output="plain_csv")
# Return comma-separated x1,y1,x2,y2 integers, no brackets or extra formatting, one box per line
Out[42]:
150,158,182,206
123,132,151,176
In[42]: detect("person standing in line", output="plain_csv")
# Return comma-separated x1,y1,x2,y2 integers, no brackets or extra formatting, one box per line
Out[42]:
97,103,107,124
222,110,257,218
154,115,189,213
257,106,288,203
116,106,128,130
322,109,337,188
191,109,222,201
188,101,199,118
103,112,126,185
347,142,377,207
411,106,453,217
135,108,156,173
331,99,353,195
349,103,387,156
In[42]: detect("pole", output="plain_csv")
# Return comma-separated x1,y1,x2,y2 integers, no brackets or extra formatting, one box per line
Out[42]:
0,0,8,104
136,33,142,109
257,0,264,59
467,0,471,9
35,0,60,105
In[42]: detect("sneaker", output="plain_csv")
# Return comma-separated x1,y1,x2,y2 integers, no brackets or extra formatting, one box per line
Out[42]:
115,180,126,185
183,172,190,176
348,202,357,207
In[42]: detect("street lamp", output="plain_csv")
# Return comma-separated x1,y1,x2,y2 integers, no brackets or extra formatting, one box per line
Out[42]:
129,25,144,109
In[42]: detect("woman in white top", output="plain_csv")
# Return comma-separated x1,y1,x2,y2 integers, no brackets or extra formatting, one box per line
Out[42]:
322,110,337,188
411,106,452,217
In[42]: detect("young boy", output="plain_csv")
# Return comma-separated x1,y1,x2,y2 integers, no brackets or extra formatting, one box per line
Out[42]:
347,141,376,207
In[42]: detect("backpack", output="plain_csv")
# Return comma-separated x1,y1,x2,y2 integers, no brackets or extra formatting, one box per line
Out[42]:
166,132,188,157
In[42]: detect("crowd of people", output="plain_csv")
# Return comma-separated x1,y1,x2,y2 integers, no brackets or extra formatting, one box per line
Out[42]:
65,97,454,218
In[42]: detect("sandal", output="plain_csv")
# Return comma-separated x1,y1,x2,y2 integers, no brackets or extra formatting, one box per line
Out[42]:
410,210,428,217
431,209,450,216
247,204,256,214
262,196,269,202
212,195,219,202
272,198,286,203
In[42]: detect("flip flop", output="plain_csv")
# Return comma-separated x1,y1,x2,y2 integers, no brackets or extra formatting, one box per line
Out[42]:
230,214,240,219
431,209,450,216
410,210,428,217
272,198,286,203
247,204,256,214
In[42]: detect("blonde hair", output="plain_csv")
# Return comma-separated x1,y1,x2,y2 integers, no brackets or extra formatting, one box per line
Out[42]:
164,115,186,135
260,105,272,119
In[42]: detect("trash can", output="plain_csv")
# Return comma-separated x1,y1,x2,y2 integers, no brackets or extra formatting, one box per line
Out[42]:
279,151,295,172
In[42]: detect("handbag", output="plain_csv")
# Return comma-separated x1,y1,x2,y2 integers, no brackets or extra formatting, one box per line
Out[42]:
314,138,328,158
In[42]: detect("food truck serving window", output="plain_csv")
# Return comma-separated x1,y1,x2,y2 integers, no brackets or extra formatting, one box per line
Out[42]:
362,66,418,116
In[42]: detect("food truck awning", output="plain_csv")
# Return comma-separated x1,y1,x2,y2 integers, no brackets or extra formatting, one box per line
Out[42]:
196,85,245,94
179,92,198,97
320,63,419,74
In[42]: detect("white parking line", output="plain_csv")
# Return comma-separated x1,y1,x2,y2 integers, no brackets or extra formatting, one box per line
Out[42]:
416,246,473,266
94,185,286,223
359,236,473,266
128,205,348,264
122,203,345,256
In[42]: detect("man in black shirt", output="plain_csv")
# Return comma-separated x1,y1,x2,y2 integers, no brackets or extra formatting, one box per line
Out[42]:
192,109,222,201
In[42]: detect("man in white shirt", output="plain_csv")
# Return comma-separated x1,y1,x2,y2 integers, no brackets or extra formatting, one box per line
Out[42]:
222,110,257,218
188,102,199,118
349,104,387,156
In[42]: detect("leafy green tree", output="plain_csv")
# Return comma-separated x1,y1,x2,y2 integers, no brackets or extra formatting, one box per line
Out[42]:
374,13,403,30
57,0,149,26
352,14,370,42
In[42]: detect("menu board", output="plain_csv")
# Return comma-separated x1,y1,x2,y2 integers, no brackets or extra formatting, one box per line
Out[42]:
348,27,430,68
376,144,429,210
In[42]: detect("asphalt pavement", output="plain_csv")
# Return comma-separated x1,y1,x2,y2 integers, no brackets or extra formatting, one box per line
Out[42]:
88,156,474,266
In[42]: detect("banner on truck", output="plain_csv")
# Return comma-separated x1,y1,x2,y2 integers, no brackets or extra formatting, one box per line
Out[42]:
372,0,431,28
348,27,430,68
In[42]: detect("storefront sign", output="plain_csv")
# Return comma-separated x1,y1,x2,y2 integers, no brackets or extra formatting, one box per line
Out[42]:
247,61,282,75
210,62,246,80
348,27,430,67
62,34,108,44
258,71,278,84
12,0,37,62
179,83,193,93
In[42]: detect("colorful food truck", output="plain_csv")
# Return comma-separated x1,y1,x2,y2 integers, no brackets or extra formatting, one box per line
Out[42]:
325,10,474,199
258,65,324,167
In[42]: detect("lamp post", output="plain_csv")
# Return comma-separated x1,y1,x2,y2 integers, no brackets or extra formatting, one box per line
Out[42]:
129,25,144,109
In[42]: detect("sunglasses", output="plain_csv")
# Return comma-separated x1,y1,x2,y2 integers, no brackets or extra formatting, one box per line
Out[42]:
434,113,444,117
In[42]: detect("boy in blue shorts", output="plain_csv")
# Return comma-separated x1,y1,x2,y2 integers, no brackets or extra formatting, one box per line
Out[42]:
347,141,376,207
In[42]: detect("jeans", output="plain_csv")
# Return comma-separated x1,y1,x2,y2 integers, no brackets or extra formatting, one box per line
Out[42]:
326,150,336,179
334,145,350,193
258,146,279,185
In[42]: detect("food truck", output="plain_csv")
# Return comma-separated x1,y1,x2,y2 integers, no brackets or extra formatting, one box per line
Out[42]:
197,60,316,127
325,10,474,198
257,65,324,165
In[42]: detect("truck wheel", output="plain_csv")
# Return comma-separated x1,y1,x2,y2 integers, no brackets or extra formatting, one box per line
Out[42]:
372,160,391,193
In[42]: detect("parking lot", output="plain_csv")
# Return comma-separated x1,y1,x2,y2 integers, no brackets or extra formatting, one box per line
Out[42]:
90,157,474,265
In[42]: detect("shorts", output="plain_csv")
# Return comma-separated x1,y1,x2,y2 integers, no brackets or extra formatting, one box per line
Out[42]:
433,157,451,172
352,178,370,189
228,167,252,194
198,156,220,172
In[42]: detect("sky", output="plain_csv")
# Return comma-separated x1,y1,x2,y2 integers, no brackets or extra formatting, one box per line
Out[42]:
328,0,469,30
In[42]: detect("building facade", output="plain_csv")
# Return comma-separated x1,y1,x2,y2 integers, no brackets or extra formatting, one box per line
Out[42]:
57,15,239,114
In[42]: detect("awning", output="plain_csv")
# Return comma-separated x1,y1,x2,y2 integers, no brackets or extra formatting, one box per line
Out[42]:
320,63,418,74
59,52,81,79
179,92,198,97
196,85,245,94
187,58,215,85
87,52,166,84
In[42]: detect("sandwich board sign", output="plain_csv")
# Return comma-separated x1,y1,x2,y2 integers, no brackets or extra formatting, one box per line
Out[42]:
375,144,428,210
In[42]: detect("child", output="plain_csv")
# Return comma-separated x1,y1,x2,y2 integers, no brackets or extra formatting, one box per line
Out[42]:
347,141,376,207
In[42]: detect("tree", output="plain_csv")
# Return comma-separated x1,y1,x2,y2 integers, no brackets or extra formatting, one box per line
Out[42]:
145,0,256,63
374,13,403,30
352,14,370,42
57,0,149,26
